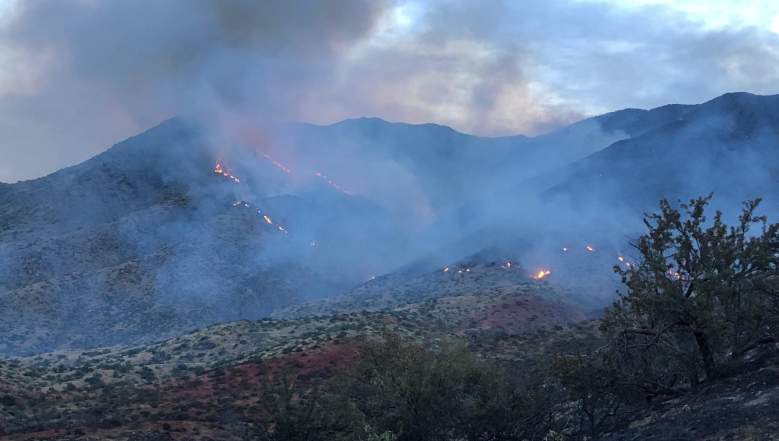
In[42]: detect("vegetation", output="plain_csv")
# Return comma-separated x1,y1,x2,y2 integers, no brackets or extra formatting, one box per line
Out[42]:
603,196,779,390
1,196,778,440
256,196,779,440
346,334,553,441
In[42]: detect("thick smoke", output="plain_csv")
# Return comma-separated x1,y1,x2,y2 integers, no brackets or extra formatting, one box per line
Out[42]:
0,0,390,182
2,1,779,355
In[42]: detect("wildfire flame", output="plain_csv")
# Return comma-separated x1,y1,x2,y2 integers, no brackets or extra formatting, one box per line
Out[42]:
532,269,552,280
214,161,241,183
618,255,635,268
215,161,292,236
443,266,449,272
314,171,354,195
585,245,595,252
260,153,353,195
262,153,293,175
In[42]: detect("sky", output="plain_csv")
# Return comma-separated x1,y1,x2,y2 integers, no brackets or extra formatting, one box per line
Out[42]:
1,0,779,182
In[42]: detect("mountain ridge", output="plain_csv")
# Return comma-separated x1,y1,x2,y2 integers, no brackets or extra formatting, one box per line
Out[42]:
2,91,779,355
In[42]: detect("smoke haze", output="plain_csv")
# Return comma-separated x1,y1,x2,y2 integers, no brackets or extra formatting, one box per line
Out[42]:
3,0,779,182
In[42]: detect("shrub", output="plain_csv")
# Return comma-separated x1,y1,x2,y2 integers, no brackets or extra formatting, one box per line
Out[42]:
603,196,779,390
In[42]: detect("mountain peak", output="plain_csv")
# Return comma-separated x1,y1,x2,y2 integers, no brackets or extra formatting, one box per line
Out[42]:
700,91,779,113
324,116,470,137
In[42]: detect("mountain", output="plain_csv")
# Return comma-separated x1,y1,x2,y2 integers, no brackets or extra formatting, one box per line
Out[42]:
0,107,635,355
0,120,358,354
3,91,779,356
276,115,633,213
547,92,779,212
2,92,779,440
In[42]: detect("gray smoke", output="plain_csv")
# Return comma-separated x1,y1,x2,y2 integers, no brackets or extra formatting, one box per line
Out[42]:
4,0,779,182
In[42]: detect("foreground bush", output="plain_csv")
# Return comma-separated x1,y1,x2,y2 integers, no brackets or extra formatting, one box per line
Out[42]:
603,196,779,391
344,334,554,441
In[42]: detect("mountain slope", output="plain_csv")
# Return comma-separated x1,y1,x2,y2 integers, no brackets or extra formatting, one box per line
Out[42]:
0,119,350,354
3,92,778,355
0,105,644,355
548,92,779,211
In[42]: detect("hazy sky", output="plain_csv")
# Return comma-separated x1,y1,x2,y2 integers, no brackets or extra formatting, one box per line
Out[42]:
1,0,778,182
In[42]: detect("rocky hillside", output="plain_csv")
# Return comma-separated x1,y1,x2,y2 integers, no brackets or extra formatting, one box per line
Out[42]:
0,120,352,355
0,279,588,438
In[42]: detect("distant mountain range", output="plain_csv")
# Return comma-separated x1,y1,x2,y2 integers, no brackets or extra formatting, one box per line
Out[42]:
1,91,778,355
548,92,779,211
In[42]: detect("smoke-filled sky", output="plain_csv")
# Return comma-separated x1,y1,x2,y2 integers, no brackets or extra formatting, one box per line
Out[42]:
1,0,778,183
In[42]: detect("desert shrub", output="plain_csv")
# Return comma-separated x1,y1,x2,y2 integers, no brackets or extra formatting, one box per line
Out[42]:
254,369,362,441
341,333,553,441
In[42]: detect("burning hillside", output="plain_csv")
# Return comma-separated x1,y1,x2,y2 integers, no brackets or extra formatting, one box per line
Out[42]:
259,150,354,195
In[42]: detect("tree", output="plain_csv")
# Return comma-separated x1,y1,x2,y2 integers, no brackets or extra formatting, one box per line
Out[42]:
603,195,779,389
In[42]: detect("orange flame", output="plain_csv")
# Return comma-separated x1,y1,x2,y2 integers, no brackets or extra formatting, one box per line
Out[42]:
532,269,552,280
314,171,354,195
215,163,290,236
262,153,293,175
214,161,241,183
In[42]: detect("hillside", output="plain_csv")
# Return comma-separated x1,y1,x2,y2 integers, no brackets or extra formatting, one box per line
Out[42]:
0,119,355,355
0,103,648,355
3,91,779,358
1,283,775,440
0,280,589,438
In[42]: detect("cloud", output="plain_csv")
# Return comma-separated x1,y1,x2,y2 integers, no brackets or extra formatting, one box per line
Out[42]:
389,0,779,117
2,0,779,182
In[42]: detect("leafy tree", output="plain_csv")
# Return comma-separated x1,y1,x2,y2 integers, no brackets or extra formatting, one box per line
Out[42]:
603,195,779,389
